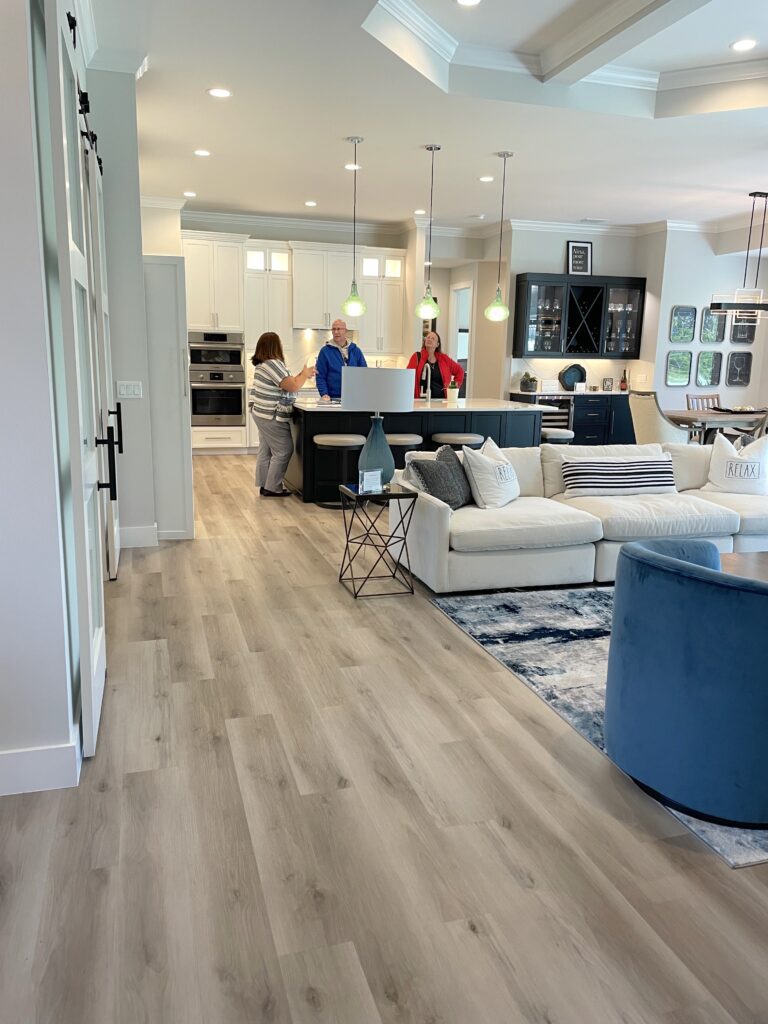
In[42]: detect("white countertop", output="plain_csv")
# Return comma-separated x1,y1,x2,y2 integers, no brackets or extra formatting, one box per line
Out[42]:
294,397,549,413
510,389,623,397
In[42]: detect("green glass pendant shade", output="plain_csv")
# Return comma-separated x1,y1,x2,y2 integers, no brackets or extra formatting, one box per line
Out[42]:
342,281,366,318
484,285,510,322
415,283,440,320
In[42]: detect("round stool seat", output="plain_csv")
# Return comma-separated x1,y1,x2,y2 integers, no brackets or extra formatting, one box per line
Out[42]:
431,432,484,448
385,433,423,446
313,434,366,449
541,427,575,443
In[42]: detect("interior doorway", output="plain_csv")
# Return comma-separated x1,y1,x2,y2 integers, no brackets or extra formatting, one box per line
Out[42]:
450,283,472,398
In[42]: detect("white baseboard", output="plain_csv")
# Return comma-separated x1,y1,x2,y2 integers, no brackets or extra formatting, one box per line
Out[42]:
0,740,81,796
157,528,195,540
120,523,159,548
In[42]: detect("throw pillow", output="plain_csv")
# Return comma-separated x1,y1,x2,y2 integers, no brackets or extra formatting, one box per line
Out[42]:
461,444,520,508
561,454,676,497
409,446,472,510
402,450,436,491
704,433,768,496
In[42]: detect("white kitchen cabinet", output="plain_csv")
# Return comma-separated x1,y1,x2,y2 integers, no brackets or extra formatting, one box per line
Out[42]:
291,246,356,329
244,268,293,358
357,277,404,355
182,232,247,330
191,426,247,449
326,251,354,324
247,409,260,449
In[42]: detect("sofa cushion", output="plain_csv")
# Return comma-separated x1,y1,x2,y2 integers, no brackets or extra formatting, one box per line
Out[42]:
498,446,544,497
561,454,676,497
684,490,768,536
449,497,603,552
554,492,740,542
662,442,712,491
541,442,663,497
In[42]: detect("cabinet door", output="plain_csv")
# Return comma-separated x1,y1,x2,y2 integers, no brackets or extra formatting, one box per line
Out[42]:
244,273,268,348
522,281,565,355
603,286,643,358
183,239,214,329
608,394,636,443
379,279,404,353
293,250,326,328
358,280,380,352
268,274,293,360
326,251,354,324
213,242,244,330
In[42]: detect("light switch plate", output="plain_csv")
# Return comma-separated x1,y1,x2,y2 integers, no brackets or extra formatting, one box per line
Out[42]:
117,381,143,398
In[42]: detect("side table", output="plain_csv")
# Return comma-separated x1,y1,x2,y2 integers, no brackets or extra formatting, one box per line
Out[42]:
338,484,418,598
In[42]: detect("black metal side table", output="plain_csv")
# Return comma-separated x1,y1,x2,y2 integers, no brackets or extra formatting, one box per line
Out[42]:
338,484,418,598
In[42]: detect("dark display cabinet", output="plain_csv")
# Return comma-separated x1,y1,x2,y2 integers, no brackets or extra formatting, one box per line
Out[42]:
513,274,645,359
512,393,636,445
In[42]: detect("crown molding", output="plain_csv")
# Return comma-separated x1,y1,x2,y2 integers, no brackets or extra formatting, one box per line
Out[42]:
583,64,659,90
508,218,639,236
180,209,406,238
376,0,458,63
659,57,768,92
141,196,186,210
452,46,540,76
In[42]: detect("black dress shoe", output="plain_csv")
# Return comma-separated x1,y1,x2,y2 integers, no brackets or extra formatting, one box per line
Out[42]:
260,487,291,497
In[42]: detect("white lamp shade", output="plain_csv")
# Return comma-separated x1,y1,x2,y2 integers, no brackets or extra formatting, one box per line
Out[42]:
340,367,416,412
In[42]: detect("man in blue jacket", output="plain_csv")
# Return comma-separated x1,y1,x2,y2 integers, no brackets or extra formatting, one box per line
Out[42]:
315,319,367,401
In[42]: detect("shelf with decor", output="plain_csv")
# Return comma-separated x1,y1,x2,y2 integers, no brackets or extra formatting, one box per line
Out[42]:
512,273,645,359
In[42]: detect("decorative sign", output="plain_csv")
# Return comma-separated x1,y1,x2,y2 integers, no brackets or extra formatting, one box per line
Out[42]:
696,351,722,388
727,351,752,387
358,468,383,494
669,305,696,343
666,350,692,387
574,382,587,392
567,241,592,276
602,377,614,391
700,307,726,344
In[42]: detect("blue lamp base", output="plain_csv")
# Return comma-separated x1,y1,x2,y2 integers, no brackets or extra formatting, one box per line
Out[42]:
358,414,395,485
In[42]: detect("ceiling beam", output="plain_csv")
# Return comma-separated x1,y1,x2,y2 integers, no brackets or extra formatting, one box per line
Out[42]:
540,0,713,85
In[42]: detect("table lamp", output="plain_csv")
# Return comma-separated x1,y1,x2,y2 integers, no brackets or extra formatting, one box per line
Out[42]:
341,367,416,484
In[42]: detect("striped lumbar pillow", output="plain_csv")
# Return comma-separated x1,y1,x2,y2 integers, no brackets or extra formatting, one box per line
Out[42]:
561,454,676,497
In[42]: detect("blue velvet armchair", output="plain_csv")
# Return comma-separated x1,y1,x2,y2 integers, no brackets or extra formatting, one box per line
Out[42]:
605,538,768,828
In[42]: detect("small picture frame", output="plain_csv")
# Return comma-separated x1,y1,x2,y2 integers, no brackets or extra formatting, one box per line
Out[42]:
731,315,756,344
669,305,696,343
358,468,383,494
574,382,587,393
602,377,613,392
696,351,722,388
567,240,592,276
700,307,726,344
666,350,692,387
726,351,753,387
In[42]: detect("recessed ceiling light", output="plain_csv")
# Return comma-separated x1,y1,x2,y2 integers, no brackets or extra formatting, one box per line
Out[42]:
479,176,494,183
194,149,210,157
345,163,361,171
457,0,482,6
183,191,196,198
207,87,231,98
305,200,317,207
414,208,426,215
730,38,757,52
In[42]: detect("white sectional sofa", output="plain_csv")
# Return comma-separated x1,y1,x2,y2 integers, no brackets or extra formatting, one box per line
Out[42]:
391,442,762,593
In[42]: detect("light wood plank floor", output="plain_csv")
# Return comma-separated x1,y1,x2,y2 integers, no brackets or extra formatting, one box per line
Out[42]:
2,454,768,1023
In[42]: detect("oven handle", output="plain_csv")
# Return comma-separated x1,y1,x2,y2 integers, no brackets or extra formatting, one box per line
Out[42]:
190,382,245,389
189,342,244,350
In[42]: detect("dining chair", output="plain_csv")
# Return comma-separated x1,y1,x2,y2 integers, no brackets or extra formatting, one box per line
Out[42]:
628,391,692,445
686,394,720,441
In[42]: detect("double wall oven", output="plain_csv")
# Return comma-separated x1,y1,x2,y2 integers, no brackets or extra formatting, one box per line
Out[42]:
189,331,246,427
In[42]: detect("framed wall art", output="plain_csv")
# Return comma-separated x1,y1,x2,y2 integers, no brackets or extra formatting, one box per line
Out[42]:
602,377,613,391
669,305,696,343
726,351,752,387
731,315,756,344
700,307,726,344
567,240,592,276
666,350,692,387
696,351,722,388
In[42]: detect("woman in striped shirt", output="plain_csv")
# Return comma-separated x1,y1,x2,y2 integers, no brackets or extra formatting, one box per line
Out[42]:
250,332,315,497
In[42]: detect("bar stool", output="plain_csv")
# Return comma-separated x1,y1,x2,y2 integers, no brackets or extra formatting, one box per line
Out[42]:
431,432,484,450
313,433,366,508
386,432,423,467
541,427,574,445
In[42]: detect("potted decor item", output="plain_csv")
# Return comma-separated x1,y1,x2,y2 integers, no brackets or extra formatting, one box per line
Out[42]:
446,376,460,406
520,371,538,393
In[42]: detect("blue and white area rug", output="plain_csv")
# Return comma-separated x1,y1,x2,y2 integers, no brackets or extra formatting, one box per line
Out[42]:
434,587,768,869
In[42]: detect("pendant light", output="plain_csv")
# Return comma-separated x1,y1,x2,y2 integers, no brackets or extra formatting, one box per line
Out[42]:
711,190,768,320
415,144,441,320
484,151,513,322
341,136,366,318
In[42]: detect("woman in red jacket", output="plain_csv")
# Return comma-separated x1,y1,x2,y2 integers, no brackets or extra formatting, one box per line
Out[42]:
407,331,465,399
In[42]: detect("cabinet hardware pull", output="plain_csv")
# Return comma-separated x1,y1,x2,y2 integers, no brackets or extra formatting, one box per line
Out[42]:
96,426,118,501
107,402,124,453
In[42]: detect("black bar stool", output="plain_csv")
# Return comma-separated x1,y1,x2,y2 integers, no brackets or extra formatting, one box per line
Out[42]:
313,433,366,508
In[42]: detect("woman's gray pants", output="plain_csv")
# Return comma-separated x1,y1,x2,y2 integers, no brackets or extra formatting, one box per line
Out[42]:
254,418,294,492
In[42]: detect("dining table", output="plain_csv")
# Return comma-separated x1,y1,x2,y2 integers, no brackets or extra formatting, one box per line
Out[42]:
665,409,767,444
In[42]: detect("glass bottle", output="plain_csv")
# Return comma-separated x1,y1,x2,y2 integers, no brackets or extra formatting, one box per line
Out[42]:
619,369,628,391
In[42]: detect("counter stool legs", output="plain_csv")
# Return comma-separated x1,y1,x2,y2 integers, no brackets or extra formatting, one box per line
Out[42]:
313,434,367,509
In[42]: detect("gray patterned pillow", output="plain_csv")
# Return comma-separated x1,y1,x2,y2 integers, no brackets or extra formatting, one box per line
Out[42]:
409,445,472,509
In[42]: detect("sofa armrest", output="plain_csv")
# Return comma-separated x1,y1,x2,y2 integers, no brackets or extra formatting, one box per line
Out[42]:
389,488,452,593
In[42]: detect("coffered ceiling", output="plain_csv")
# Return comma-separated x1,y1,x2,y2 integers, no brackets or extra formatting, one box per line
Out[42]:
87,0,768,229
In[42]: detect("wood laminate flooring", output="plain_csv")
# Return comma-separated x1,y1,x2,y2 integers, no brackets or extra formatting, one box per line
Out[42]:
2,454,768,1023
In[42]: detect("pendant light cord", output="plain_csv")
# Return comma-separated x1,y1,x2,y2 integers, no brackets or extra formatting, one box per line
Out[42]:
743,194,757,288
352,140,357,278
497,154,508,287
755,194,767,289
427,147,435,280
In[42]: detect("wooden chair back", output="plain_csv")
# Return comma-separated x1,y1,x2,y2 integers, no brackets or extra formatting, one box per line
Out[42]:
687,394,720,411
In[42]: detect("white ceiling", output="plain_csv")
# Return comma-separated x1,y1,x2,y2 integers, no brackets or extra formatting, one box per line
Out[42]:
89,0,768,230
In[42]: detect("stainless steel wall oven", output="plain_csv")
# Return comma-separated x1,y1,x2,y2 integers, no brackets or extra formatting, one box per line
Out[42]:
189,332,245,426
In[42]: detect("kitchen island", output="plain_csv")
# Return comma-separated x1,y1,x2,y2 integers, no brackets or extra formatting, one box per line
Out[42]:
285,398,544,502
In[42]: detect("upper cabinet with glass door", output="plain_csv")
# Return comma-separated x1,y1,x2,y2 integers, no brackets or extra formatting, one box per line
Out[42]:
246,242,291,276
601,280,644,358
358,249,405,354
513,275,566,355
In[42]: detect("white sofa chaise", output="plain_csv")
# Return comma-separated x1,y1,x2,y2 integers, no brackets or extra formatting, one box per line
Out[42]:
391,447,603,592
391,441,766,594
